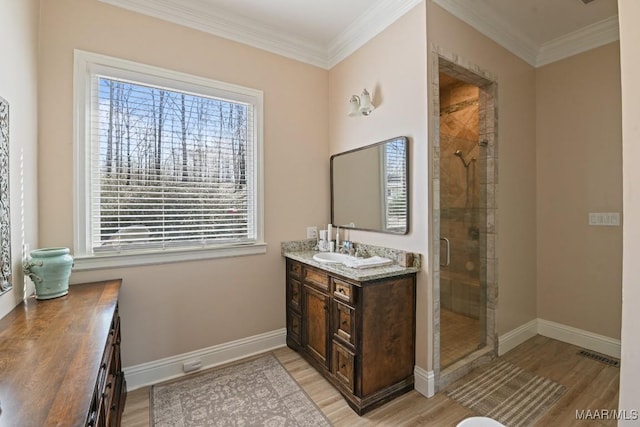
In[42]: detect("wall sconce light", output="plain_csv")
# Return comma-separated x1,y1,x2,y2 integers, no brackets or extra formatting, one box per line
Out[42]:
348,89,375,116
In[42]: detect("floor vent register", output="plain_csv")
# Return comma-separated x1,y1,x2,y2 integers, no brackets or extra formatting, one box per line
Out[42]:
577,349,620,367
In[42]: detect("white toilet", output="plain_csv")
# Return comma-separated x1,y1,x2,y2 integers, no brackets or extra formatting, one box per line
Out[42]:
456,416,506,427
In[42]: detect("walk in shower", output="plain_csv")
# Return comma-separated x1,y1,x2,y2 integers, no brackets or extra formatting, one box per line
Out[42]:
432,51,498,388
439,72,485,367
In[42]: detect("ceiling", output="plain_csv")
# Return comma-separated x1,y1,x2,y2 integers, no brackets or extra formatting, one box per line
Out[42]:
195,0,376,46
99,0,619,68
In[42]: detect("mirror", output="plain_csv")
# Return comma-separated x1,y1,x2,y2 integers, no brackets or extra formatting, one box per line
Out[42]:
331,136,409,234
0,96,11,295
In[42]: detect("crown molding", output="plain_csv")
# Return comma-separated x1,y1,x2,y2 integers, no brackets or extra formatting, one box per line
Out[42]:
327,0,423,68
536,15,620,67
101,0,617,70
433,0,619,68
432,0,539,66
98,0,329,68
99,0,424,70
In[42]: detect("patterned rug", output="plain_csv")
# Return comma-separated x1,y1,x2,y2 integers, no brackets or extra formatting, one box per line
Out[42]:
447,361,566,427
151,354,332,427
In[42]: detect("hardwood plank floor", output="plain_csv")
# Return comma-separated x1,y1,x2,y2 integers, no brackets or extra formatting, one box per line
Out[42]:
122,335,619,426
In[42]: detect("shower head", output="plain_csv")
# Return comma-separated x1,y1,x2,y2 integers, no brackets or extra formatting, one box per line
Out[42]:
453,149,475,168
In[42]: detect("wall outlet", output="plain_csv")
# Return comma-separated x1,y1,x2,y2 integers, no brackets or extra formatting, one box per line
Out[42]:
182,359,202,373
306,226,318,239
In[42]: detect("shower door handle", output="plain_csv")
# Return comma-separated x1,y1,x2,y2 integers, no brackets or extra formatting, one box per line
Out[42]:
440,237,450,267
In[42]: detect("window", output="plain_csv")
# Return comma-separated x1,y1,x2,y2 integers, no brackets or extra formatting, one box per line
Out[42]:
383,140,407,232
74,51,264,269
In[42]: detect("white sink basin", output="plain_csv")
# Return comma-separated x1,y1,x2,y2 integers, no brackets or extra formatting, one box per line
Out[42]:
312,252,356,264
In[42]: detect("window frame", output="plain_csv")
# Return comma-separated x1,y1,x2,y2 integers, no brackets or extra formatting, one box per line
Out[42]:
73,50,265,270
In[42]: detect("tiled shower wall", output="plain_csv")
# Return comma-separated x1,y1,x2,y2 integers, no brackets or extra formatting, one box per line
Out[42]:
439,81,481,318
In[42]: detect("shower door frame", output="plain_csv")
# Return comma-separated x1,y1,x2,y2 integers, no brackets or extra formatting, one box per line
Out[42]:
431,46,499,390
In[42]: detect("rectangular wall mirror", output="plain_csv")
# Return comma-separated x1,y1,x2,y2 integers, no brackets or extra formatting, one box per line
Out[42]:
331,136,409,234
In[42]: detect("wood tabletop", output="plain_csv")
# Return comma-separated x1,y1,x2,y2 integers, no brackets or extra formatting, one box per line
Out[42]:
0,279,122,426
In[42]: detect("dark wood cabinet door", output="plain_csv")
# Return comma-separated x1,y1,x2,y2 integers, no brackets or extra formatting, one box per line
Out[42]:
303,284,330,368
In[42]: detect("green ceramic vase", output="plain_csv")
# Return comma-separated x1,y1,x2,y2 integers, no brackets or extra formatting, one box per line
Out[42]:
23,247,74,300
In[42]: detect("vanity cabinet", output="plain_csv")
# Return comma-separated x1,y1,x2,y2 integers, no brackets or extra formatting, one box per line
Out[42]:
0,279,126,426
285,259,416,415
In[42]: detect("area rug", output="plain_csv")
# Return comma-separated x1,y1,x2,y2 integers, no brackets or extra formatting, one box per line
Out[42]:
447,361,566,427
151,354,332,427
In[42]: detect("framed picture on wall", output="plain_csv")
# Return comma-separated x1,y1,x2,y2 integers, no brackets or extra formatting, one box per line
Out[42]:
0,96,12,294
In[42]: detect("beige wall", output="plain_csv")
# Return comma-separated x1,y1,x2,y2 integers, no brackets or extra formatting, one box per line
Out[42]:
38,0,329,366
618,0,640,416
536,43,622,339
0,0,40,317
427,2,538,336
328,2,430,369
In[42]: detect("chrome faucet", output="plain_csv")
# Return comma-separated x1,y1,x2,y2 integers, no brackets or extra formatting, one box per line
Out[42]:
340,241,357,256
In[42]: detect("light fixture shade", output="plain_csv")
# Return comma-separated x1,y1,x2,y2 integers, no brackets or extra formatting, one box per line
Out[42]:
359,89,375,115
348,95,360,116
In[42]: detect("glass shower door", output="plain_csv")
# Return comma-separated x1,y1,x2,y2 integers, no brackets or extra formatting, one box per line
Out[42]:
438,72,486,368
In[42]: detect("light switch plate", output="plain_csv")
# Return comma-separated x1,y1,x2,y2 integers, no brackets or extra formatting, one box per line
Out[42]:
588,212,620,226
306,226,318,239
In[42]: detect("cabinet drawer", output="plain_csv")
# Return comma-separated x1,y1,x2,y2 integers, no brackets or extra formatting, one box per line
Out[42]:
287,310,302,346
287,278,302,312
332,278,355,304
303,267,329,291
332,341,355,393
332,300,356,347
288,260,302,279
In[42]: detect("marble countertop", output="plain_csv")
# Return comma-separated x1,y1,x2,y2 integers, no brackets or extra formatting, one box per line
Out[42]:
283,250,420,282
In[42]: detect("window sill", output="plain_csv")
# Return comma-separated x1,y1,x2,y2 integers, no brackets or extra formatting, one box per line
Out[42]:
73,242,268,271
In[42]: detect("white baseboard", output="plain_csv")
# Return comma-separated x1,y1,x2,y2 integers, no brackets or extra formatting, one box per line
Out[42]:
414,366,435,398
498,318,621,359
537,319,621,358
126,320,621,392
498,319,538,356
123,328,287,390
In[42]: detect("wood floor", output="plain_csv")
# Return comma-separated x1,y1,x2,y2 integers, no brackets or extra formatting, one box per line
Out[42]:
122,335,620,426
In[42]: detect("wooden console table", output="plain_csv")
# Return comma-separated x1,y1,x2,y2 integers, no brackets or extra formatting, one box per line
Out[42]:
0,279,126,426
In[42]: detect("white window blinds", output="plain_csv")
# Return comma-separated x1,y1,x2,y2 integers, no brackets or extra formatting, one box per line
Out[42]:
88,75,257,253
383,140,408,232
